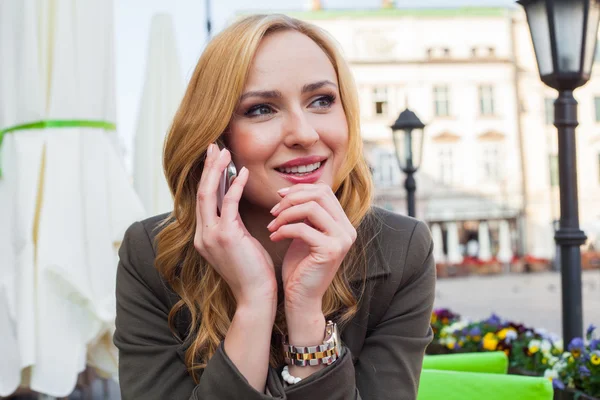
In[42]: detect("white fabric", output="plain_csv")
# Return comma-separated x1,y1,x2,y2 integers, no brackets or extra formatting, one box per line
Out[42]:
477,222,492,262
133,13,183,216
0,0,144,396
446,222,463,265
497,220,514,264
430,223,446,263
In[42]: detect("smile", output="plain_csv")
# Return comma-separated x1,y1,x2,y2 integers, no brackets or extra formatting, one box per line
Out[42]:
275,161,322,175
274,159,327,184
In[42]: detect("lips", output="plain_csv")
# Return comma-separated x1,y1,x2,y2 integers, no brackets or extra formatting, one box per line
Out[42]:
275,159,327,184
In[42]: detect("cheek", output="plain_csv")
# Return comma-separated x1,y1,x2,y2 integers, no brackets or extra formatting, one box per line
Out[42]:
227,124,279,167
313,110,349,154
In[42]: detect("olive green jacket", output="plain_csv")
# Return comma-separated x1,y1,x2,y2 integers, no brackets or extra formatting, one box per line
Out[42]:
113,207,436,399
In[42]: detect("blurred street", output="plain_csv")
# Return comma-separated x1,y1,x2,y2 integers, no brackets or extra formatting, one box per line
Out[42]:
434,270,600,336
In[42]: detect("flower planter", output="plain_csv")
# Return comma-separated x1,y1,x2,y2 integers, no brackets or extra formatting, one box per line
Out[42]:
554,388,600,400
507,367,540,377
426,342,453,355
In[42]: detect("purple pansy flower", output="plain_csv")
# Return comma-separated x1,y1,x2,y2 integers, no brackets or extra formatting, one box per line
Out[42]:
485,313,502,326
470,327,482,337
586,324,596,340
579,366,591,377
552,379,565,390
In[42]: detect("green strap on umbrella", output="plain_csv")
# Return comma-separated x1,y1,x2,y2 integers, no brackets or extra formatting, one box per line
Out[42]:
0,119,116,178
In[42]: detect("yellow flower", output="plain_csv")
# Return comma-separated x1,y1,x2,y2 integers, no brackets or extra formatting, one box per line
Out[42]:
483,333,499,351
528,340,541,354
431,314,437,323
568,356,575,364
497,328,516,340
591,354,600,365
542,358,547,365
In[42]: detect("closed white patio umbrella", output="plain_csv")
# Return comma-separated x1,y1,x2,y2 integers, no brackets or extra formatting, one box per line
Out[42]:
430,223,446,263
497,220,513,264
0,0,145,396
446,222,464,265
133,13,183,216
478,222,492,262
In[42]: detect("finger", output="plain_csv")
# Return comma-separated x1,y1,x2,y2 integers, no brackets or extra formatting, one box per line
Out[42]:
220,166,249,222
198,146,232,226
273,185,345,222
269,222,325,247
267,201,339,235
196,143,217,229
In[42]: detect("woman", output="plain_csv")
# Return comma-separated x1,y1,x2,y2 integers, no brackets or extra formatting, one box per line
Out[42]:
114,14,435,400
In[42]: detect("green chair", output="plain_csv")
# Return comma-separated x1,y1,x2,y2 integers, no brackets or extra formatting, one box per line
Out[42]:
418,352,553,400
418,369,553,400
423,351,508,374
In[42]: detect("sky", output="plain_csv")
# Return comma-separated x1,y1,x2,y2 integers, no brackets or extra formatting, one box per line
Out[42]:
114,0,518,168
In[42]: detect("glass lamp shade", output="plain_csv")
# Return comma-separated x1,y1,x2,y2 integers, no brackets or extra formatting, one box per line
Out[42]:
518,0,600,90
392,128,424,172
390,109,425,172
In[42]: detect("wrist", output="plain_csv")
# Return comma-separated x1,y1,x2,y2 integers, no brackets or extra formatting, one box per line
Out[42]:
285,311,326,346
236,298,277,322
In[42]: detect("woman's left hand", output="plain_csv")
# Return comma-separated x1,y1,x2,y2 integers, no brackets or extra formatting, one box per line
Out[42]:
268,182,357,311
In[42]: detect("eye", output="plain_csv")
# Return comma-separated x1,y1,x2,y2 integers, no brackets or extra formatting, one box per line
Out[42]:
245,104,274,117
310,94,336,109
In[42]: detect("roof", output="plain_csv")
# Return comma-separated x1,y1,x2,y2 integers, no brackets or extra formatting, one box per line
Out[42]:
237,7,512,20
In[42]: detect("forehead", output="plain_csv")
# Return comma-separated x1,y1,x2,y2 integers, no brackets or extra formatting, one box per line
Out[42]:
244,30,338,90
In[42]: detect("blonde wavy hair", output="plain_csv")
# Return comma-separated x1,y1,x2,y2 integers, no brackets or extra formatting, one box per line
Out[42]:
156,14,375,382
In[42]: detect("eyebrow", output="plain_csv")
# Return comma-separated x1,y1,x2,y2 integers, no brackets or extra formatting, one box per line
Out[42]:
239,80,338,102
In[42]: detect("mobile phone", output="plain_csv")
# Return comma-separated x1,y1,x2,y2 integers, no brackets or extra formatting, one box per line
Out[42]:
216,146,237,214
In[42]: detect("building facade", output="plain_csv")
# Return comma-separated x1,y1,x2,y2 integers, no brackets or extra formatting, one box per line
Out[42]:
277,5,600,262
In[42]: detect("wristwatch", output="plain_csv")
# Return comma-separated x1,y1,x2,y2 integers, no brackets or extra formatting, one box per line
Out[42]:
283,320,341,366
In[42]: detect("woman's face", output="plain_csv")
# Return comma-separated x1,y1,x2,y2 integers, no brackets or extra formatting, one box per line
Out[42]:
227,30,349,210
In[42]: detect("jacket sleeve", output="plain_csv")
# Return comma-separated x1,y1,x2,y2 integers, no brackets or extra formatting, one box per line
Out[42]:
276,220,436,400
113,221,286,400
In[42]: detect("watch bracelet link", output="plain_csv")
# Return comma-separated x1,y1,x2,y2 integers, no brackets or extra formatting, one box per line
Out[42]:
284,349,339,366
282,320,340,366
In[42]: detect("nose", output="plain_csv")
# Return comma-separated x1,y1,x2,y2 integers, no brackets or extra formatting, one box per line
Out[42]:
282,110,319,149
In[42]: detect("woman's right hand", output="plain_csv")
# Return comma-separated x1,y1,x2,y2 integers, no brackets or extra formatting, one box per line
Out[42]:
193,144,277,308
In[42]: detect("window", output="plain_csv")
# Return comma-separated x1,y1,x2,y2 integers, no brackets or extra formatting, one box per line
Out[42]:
373,87,388,116
438,147,454,185
433,85,450,117
545,97,554,125
594,96,600,122
549,154,559,187
482,144,501,181
371,149,398,187
598,153,600,185
478,85,495,116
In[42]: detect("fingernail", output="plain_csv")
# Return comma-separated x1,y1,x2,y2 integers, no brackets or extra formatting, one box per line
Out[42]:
207,144,213,155
278,187,290,195
270,203,280,214
219,148,226,159
267,219,275,230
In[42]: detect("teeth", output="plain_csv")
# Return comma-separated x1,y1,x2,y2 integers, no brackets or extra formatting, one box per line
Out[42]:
277,161,321,175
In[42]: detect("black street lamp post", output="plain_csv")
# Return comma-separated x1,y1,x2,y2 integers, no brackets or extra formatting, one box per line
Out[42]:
391,109,425,218
518,0,599,344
